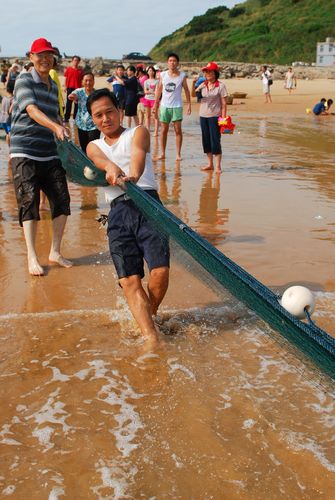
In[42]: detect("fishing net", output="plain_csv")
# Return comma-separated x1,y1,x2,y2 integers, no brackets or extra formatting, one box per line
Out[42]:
57,139,108,187
57,139,335,380
126,182,335,381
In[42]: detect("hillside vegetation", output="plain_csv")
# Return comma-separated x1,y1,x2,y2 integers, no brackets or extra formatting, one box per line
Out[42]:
149,0,335,64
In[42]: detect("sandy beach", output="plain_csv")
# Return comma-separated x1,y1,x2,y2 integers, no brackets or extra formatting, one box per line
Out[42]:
0,76,334,498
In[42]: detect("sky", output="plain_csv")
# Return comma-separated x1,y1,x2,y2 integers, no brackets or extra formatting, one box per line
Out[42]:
0,0,238,59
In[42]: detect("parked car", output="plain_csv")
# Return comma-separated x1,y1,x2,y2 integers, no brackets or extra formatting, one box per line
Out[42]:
122,52,152,61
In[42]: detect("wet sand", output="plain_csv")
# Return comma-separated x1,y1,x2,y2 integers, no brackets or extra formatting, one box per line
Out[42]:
0,78,334,498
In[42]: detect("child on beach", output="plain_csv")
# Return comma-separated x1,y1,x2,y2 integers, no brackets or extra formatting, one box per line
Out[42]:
313,98,327,115
0,85,14,145
325,99,333,113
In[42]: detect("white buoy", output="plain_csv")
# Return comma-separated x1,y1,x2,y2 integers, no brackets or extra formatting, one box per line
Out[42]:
280,286,315,319
83,166,97,181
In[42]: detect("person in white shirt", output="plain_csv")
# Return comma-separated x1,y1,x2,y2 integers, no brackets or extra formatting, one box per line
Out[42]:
86,88,170,348
261,65,272,104
153,53,191,161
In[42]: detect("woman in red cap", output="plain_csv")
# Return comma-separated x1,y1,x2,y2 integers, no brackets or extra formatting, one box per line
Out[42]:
192,62,228,173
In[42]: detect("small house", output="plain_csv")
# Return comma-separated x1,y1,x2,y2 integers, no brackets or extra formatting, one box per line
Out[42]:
316,38,335,66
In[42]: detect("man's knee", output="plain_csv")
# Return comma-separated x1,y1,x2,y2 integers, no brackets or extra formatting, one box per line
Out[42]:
173,122,182,135
119,274,142,292
150,266,169,283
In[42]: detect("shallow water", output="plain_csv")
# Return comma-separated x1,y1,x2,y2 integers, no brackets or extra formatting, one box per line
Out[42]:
0,110,334,498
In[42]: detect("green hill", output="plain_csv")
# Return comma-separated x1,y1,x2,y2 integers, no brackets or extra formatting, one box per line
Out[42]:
149,0,335,64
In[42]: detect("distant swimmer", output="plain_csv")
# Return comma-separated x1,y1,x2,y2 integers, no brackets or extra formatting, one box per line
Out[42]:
10,38,72,276
153,52,191,161
86,88,170,347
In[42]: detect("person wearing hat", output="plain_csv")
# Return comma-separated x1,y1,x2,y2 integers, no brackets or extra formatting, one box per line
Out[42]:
10,37,71,276
192,62,228,173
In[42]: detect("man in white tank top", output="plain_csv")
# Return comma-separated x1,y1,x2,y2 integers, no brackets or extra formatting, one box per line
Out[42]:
86,89,170,348
153,53,191,161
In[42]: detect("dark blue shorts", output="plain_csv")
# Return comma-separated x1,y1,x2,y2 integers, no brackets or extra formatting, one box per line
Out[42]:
107,190,170,279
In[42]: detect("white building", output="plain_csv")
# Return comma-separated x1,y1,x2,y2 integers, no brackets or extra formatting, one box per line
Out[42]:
316,37,335,66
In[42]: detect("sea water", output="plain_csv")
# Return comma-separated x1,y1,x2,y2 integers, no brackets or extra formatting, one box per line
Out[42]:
0,110,334,498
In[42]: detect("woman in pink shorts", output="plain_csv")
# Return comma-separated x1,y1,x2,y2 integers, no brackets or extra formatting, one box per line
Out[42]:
136,66,148,125
143,66,159,135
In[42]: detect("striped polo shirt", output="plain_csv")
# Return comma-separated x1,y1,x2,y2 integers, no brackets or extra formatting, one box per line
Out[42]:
10,68,59,160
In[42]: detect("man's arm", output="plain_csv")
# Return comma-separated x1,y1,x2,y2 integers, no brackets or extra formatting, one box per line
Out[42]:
67,89,78,103
26,104,67,140
87,142,125,185
182,76,191,115
153,78,163,117
129,126,150,182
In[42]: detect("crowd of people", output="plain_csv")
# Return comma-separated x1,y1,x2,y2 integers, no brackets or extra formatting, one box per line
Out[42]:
0,37,334,348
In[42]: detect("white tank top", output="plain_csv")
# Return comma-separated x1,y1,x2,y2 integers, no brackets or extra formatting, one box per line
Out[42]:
91,127,157,203
160,70,185,108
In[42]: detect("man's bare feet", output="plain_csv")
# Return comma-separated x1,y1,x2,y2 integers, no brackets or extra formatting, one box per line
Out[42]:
49,253,73,268
39,202,49,211
201,165,214,171
176,155,182,161
215,169,222,174
139,332,162,353
153,154,166,161
28,256,44,276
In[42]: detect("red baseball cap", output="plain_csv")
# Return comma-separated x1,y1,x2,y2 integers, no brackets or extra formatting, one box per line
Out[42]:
30,38,56,54
201,62,220,72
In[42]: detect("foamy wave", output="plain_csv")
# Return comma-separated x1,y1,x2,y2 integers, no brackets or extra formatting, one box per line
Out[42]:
168,358,196,380
26,389,71,452
48,487,65,500
281,431,335,473
1,485,16,496
91,459,138,500
93,361,144,458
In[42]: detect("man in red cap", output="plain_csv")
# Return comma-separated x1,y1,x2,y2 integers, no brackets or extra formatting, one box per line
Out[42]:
10,38,72,276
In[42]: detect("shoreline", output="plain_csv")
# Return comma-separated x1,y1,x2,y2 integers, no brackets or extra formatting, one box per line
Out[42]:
1,76,334,118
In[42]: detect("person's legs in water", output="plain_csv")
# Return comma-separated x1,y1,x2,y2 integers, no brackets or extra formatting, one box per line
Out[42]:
120,274,160,345
147,266,169,315
49,214,72,268
173,120,183,161
157,122,169,160
23,220,44,276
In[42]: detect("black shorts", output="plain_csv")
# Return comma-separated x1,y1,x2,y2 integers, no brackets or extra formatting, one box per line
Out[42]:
107,191,170,279
116,96,125,110
125,99,138,117
11,157,71,226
